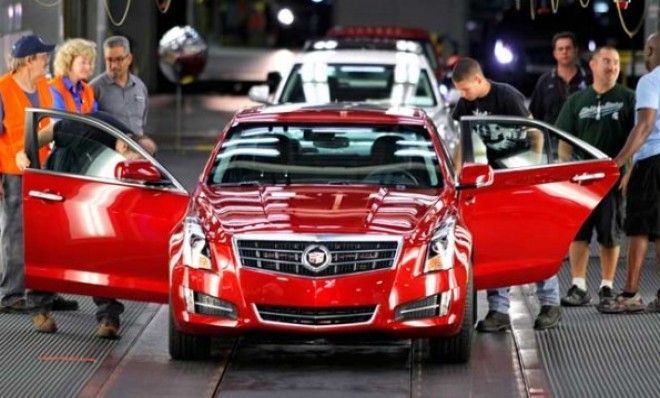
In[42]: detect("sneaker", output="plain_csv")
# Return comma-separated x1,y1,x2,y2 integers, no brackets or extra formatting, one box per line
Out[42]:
96,318,120,339
0,298,33,314
32,312,57,333
646,290,660,313
560,285,592,307
534,305,561,330
614,292,645,313
596,286,623,314
476,310,510,333
51,295,79,311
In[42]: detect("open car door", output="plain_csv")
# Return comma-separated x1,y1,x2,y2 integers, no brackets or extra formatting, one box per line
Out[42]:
23,109,189,303
457,116,619,290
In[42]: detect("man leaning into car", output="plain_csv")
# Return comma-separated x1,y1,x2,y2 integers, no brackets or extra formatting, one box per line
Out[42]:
451,57,562,331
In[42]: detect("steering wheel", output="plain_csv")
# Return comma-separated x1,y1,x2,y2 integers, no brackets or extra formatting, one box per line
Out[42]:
364,169,419,186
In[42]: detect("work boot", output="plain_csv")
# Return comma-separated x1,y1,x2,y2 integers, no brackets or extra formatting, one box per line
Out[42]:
96,317,120,339
32,312,57,333
51,295,79,311
476,310,510,333
534,305,561,330
560,285,591,307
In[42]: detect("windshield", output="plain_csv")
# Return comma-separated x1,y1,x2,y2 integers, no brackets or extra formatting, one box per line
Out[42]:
279,63,436,107
207,124,444,189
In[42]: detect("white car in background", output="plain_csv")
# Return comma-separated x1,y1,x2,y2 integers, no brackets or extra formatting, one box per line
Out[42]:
249,40,458,154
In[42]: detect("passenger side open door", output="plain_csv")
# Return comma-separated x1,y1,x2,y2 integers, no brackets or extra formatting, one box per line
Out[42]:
457,116,619,289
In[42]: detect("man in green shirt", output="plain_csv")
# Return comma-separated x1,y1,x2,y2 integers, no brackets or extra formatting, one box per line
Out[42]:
555,46,635,313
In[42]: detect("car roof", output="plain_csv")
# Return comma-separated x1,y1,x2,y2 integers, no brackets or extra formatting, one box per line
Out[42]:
327,26,431,41
293,49,431,69
234,103,429,126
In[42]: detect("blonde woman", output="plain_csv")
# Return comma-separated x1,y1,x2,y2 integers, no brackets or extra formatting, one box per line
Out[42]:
50,38,97,113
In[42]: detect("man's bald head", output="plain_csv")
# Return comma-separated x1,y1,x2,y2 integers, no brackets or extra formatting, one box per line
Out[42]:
644,32,660,71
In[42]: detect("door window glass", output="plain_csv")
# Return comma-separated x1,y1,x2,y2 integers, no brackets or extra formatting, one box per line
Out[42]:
43,118,144,181
465,119,597,170
467,120,549,169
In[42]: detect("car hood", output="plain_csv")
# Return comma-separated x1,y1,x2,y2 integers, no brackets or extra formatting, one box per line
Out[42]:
202,185,443,235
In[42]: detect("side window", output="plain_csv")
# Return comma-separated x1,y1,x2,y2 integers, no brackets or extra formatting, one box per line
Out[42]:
553,136,596,163
43,119,137,181
467,120,549,170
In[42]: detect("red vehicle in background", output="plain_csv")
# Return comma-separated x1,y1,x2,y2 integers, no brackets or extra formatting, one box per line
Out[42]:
22,105,618,364
326,26,446,81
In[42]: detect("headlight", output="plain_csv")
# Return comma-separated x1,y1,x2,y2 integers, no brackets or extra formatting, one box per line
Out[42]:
424,216,456,272
182,216,212,270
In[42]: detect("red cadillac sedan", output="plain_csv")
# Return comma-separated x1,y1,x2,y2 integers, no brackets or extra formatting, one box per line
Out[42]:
22,104,618,363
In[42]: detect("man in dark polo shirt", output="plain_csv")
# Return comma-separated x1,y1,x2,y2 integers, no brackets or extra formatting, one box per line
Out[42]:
530,31,590,124
90,36,148,135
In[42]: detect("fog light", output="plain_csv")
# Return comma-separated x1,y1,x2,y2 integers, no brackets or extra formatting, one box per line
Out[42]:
183,287,195,313
183,287,237,319
394,292,451,321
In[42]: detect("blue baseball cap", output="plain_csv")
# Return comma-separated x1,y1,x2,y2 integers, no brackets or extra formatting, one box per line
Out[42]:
11,35,55,58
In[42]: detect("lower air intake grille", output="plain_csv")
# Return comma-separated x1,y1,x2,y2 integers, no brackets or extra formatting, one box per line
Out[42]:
256,305,376,326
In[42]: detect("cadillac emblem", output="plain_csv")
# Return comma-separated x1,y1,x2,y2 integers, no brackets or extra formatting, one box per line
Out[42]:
302,244,331,272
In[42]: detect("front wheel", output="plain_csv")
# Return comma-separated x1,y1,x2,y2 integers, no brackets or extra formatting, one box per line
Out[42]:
428,268,474,364
168,307,211,360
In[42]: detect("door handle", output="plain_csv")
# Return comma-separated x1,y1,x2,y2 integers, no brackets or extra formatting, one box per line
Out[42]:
28,190,64,202
570,172,605,183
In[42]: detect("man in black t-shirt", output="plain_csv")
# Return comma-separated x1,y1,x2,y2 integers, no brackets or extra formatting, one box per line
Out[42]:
451,57,562,332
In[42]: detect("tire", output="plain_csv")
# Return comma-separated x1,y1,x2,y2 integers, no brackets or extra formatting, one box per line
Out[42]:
168,307,211,360
428,268,474,364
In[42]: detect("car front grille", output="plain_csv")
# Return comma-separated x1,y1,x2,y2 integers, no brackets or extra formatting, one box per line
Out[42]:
256,305,377,326
236,239,399,277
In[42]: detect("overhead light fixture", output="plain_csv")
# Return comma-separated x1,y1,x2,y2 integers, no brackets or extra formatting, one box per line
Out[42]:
494,40,514,65
277,8,295,26
593,1,610,13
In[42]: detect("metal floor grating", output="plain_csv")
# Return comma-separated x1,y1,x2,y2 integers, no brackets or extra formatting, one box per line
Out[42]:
0,295,154,397
526,246,660,398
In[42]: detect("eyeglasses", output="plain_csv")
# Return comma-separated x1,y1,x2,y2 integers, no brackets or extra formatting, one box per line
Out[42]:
105,55,128,64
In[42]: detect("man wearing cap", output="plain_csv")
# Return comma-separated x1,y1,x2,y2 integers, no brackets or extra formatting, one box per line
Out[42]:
0,34,77,331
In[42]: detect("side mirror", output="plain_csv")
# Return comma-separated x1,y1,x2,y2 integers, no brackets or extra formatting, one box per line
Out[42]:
248,84,271,104
266,71,282,93
457,162,494,190
115,159,163,183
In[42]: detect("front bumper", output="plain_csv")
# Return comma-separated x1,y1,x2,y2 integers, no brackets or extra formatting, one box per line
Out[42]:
170,259,469,338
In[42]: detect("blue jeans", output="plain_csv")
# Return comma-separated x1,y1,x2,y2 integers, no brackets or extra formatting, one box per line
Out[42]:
487,275,560,314
93,297,125,325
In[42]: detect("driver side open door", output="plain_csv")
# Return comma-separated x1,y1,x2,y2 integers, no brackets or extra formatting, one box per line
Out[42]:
23,109,189,303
